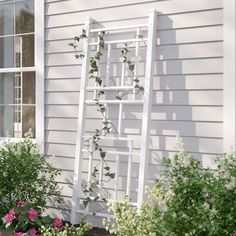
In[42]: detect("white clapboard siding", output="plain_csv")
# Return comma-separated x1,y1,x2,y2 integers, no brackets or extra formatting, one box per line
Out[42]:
46,24,223,42
46,41,223,64
46,0,222,16
46,58,223,74
45,90,223,105
46,119,222,138
45,105,223,122
45,74,223,90
46,0,222,28
44,0,224,218
47,40,223,55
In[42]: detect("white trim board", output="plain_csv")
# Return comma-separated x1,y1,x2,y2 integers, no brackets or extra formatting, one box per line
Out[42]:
223,0,236,152
35,0,45,154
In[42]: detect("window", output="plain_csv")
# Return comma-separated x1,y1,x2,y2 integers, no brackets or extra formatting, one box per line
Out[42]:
0,0,44,149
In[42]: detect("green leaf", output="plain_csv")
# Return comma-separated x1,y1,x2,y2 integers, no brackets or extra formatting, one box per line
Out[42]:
95,77,102,86
129,64,135,71
95,51,103,60
100,152,106,158
74,36,80,41
94,196,99,202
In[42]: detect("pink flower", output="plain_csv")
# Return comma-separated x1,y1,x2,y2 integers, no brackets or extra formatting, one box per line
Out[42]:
53,218,63,228
29,228,37,236
15,232,24,236
16,200,25,207
28,209,38,222
4,212,15,224
9,208,16,216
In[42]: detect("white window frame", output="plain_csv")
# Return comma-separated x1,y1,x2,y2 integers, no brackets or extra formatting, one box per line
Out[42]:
223,0,236,152
0,0,45,153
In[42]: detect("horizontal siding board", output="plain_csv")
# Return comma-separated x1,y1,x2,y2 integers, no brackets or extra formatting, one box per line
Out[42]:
46,41,223,62
46,58,223,74
46,105,79,118
45,74,223,90
157,74,223,90
46,79,80,91
45,151,217,172
46,40,223,56
46,0,222,27
46,25,223,44
46,0,164,15
45,134,223,154
46,105,223,122
46,92,79,105
46,120,222,139
46,0,222,15
45,90,222,105
46,118,222,137
45,136,223,158
46,65,80,78
46,118,78,131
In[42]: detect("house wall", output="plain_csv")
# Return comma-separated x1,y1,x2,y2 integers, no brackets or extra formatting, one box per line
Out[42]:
44,0,223,220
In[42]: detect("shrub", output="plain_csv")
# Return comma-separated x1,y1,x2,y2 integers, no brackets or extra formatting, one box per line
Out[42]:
0,139,62,215
40,221,92,236
0,200,53,235
105,149,236,236
104,197,156,236
207,153,236,235
152,151,236,236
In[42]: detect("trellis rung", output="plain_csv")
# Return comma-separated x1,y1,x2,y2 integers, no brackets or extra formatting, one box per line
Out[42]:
89,38,147,46
90,24,148,33
86,86,134,91
85,100,143,104
81,148,140,156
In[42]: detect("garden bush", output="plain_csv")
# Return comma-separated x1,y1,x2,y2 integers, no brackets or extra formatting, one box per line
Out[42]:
40,221,92,236
1,200,53,235
105,148,236,236
0,139,62,215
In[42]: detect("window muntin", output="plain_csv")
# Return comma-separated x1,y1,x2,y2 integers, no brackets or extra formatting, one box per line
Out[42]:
0,0,36,139
0,72,36,138
0,0,34,68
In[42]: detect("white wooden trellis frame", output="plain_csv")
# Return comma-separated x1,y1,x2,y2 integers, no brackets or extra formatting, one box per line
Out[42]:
71,9,157,224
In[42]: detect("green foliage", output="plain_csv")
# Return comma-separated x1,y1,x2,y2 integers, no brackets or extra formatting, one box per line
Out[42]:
105,150,236,236
152,151,236,236
41,222,92,236
0,200,53,234
104,197,156,236
0,139,62,215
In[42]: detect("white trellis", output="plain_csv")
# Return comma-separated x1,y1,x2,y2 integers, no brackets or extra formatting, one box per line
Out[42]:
71,9,157,224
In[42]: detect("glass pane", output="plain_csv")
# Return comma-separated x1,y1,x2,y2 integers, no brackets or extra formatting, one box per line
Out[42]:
0,2,14,36
0,35,34,68
15,34,34,67
0,105,35,138
22,106,35,138
22,72,35,104
0,72,35,105
0,36,14,68
16,0,34,34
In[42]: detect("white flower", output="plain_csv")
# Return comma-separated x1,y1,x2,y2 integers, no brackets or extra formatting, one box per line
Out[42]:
226,176,236,190
183,155,192,168
174,135,186,153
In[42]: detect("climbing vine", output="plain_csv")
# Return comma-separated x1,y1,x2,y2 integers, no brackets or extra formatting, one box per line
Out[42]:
69,28,145,214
